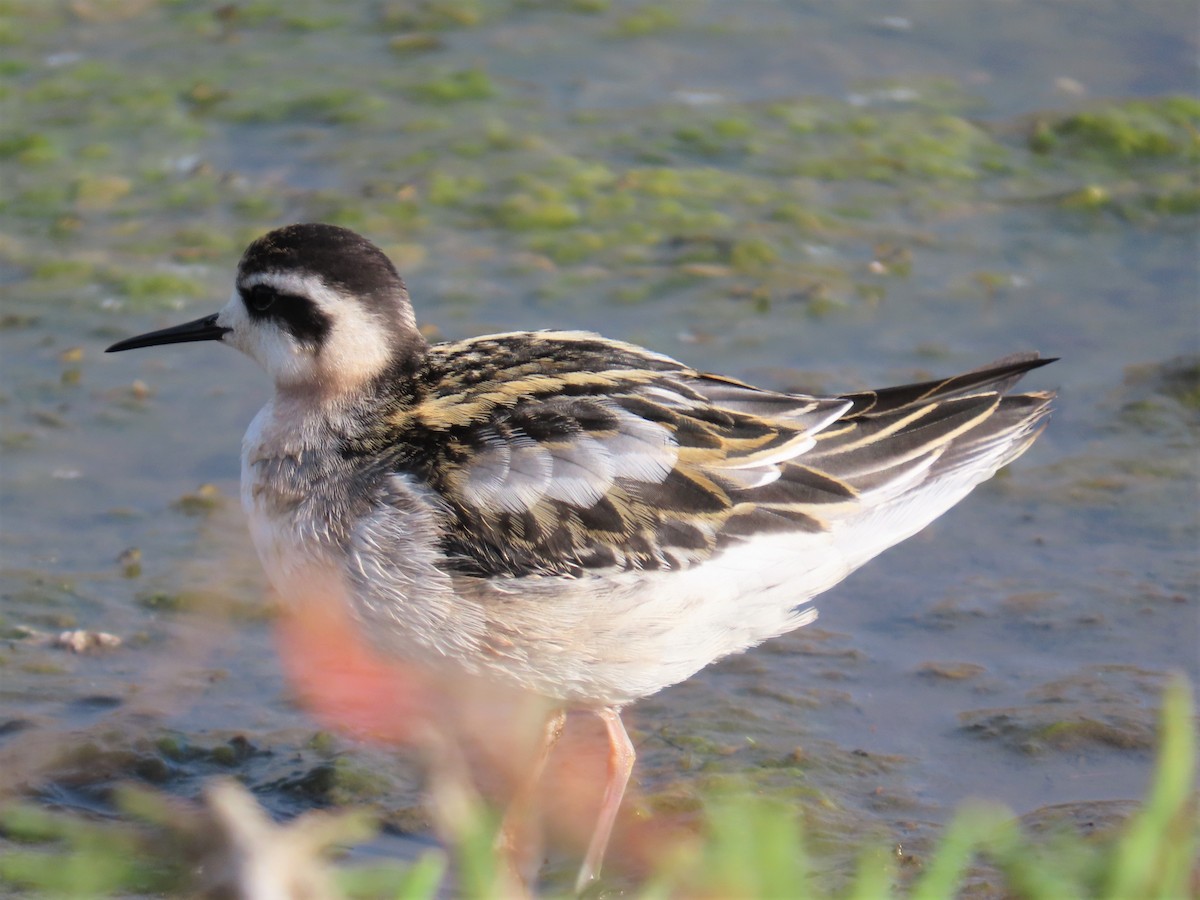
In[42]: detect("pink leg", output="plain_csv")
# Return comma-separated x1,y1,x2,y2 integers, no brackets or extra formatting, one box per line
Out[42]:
574,707,635,894
498,709,567,885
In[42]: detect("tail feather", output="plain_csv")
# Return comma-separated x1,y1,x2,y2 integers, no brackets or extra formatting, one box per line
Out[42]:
712,360,1054,557
840,354,1056,417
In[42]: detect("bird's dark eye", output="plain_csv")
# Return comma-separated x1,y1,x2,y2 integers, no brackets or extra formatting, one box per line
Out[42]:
244,286,277,313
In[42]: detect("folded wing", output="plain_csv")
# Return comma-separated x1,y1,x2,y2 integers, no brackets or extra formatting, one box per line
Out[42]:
384,333,1053,579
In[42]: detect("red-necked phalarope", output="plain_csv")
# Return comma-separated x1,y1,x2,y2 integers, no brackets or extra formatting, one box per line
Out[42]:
108,223,1055,891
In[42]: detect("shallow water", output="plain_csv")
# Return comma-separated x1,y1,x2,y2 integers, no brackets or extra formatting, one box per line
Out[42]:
1,0,1196,892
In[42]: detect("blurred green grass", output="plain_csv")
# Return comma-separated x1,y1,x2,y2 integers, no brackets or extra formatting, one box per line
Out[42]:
1,676,1193,898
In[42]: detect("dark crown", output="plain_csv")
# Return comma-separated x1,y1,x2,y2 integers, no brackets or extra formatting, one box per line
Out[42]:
237,224,407,300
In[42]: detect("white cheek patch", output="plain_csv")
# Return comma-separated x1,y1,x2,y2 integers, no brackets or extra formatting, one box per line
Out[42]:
318,295,394,393
217,288,311,383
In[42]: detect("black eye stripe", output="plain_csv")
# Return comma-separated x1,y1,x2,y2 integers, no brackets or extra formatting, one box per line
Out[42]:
240,284,332,349
279,301,331,348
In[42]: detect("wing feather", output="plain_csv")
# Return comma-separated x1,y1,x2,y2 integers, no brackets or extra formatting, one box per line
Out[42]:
373,335,1054,578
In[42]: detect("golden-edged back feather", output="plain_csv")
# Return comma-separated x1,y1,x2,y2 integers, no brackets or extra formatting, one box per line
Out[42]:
361,333,1053,579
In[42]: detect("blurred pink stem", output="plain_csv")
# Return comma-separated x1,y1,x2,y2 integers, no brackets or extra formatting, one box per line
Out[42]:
575,707,635,894
498,708,568,884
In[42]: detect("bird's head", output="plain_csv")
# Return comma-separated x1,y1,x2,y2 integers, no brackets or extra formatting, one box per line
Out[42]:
107,223,426,398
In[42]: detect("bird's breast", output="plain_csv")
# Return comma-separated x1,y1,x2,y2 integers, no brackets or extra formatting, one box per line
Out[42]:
239,404,359,602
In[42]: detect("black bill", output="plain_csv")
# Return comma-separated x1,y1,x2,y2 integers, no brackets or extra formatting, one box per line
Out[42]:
106,313,229,353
